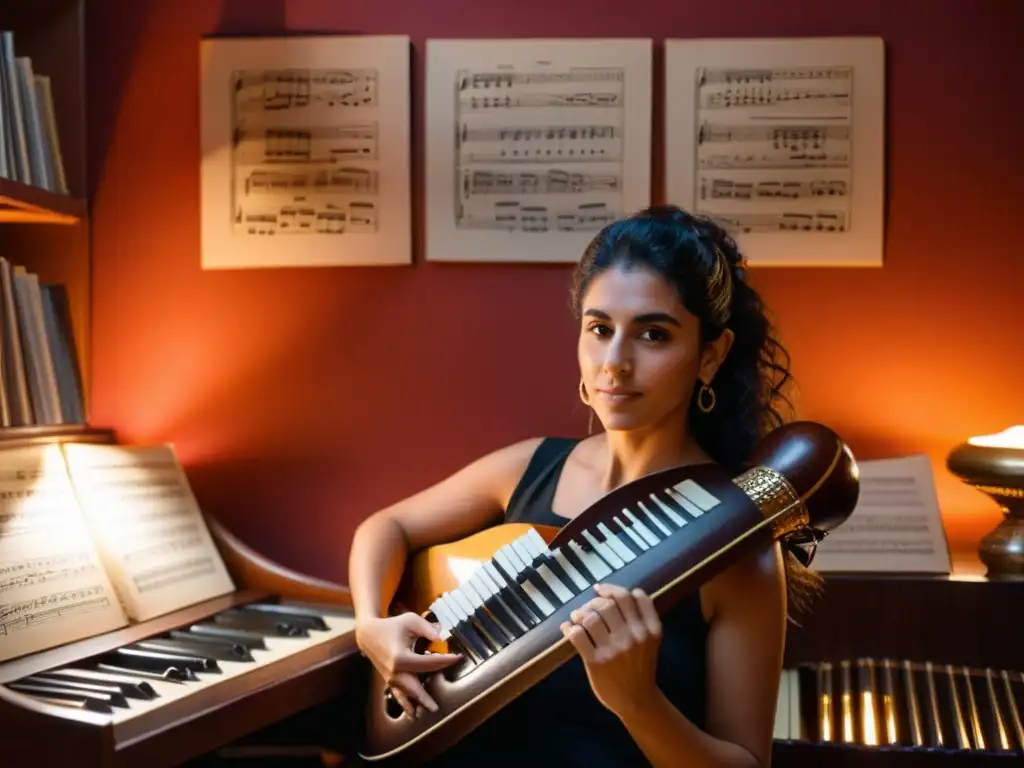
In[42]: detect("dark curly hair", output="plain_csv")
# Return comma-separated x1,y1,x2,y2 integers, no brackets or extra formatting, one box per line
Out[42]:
569,204,821,618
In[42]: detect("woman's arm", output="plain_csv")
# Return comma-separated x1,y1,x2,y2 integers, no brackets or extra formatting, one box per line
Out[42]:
563,541,787,768
348,437,543,622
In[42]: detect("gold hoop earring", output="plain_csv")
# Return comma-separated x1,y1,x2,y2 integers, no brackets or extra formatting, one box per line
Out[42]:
697,382,716,413
579,378,589,405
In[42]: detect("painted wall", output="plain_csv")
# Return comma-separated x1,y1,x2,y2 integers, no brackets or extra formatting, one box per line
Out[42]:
86,0,1024,582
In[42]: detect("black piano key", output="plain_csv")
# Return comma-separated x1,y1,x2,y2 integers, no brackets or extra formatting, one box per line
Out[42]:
559,545,599,584
453,619,492,661
640,498,682,533
468,607,511,649
32,668,158,699
104,647,220,675
239,603,329,630
23,674,139,702
213,611,309,637
603,525,643,558
168,628,258,656
535,554,579,596
483,595,524,638
134,638,255,663
96,662,194,682
516,565,563,609
185,623,269,648
8,681,126,709
489,562,542,626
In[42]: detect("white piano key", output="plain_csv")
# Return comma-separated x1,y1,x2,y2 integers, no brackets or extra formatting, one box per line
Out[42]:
621,508,660,546
552,547,590,590
491,547,555,617
429,599,458,638
451,587,480,617
612,515,649,551
597,522,637,562
671,478,721,511
568,540,612,580
525,527,553,556
510,539,540,570
581,529,625,569
649,493,687,527
534,563,574,603
665,487,706,518
636,500,673,537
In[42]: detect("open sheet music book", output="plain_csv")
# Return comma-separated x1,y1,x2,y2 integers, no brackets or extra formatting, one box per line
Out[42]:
0,442,235,663
810,453,953,575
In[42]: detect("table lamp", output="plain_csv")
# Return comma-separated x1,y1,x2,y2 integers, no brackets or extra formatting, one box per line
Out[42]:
946,425,1024,577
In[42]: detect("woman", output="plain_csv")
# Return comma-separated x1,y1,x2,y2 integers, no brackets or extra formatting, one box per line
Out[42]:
348,205,817,767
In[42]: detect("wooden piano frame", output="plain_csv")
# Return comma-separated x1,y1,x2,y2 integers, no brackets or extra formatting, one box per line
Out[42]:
774,555,1024,766
0,505,367,768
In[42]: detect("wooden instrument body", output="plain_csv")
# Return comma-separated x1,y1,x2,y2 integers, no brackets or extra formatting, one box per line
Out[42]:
360,421,860,765
362,462,781,764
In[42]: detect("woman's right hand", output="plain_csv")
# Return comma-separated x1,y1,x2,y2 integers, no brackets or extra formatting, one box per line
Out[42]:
356,613,463,717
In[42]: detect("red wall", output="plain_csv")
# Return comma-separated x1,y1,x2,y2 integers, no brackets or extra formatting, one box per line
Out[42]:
86,0,1024,583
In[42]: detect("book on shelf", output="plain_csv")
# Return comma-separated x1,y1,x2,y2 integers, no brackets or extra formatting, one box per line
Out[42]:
0,440,237,663
0,29,67,194
0,256,84,429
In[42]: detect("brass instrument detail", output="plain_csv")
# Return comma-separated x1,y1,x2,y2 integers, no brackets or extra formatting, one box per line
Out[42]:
732,465,808,538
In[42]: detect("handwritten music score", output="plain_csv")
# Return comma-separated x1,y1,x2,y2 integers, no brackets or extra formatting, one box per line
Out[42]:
0,446,127,663
230,68,381,238
810,455,953,575
61,444,235,622
691,64,854,238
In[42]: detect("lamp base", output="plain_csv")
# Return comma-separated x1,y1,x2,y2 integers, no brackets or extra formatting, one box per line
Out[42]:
977,496,1024,578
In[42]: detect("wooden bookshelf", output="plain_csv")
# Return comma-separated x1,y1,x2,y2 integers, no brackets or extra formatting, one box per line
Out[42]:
0,0,93,434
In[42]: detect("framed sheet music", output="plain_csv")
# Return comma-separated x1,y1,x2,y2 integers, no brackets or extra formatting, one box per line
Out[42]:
199,34,412,269
424,38,653,263
664,37,886,267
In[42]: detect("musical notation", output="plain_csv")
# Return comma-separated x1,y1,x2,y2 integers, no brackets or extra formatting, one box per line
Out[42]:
464,168,619,197
0,446,128,662
236,200,377,235
61,443,235,622
691,65,854,239
0,586,112,636
234,68,378,113
231,66,384,238
459,200,616,233
704,210,847,234
700,177,847,201
453,63,625,233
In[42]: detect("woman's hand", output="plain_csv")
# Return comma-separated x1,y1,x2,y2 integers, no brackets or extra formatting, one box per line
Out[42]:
560,583,663,719
355,613,462,717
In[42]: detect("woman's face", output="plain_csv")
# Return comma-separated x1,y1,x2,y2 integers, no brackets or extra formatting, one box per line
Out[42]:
578,263,731,434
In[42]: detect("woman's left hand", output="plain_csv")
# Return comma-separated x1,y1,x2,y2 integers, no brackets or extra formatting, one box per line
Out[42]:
560,583,663,718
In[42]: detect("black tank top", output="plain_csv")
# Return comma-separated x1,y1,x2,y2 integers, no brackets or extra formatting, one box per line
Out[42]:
426,438,710,767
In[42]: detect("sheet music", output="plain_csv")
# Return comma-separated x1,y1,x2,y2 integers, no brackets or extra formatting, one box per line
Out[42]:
691,66,852,238
0,445,128,663
810,455,953,574
232,69,381,237
455,69,625,234
425,39,652,262
664,37,885,267
200,35,412,268
61,443,235,622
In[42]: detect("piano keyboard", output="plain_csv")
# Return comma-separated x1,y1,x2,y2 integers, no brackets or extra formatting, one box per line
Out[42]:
426,477,723,666
1,600,356,719
776,658,1024,756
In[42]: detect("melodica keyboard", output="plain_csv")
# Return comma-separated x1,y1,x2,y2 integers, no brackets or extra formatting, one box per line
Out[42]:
0,589,364,767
